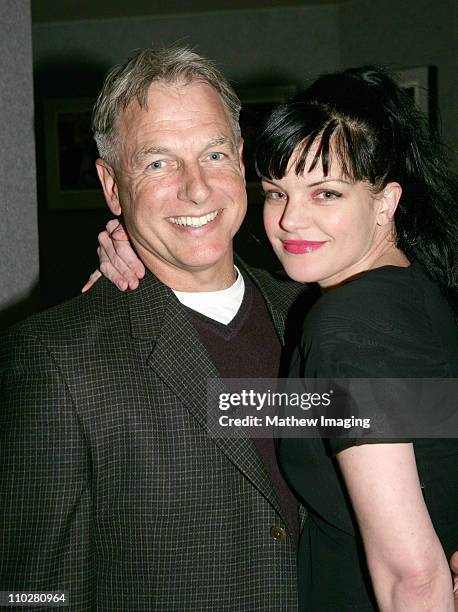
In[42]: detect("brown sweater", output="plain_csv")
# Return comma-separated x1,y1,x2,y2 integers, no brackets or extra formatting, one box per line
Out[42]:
189,277,300,544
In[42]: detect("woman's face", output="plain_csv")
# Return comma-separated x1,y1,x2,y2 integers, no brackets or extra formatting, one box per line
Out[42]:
262,150,395,288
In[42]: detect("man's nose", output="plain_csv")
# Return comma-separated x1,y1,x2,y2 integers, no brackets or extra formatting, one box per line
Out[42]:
279,200,312,232
177,163,211,205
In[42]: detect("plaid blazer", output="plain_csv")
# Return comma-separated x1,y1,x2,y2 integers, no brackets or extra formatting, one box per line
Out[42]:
0,263,311,611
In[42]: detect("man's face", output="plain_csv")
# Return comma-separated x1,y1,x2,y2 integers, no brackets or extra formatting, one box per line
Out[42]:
96,80,247,290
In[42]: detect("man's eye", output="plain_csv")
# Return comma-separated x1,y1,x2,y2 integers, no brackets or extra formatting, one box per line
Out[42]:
208,152,224,161
149,160,164,170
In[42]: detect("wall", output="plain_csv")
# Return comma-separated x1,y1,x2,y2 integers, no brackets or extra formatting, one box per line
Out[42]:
0,0,39,327
339,0,458,160
31,3,458,305
32,0,458,162
33,6,340,88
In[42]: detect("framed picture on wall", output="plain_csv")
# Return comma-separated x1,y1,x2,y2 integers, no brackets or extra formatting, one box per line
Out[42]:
397,66,437,127
237,85,296,186
44,97,105,210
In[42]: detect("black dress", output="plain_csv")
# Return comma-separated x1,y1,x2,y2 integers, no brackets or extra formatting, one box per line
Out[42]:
279,262,458,611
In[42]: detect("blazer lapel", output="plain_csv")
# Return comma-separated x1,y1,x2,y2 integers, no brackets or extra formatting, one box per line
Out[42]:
127,270,283,517
237,261,288,344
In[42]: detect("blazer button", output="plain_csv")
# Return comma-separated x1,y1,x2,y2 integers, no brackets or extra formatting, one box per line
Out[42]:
271,526,287,541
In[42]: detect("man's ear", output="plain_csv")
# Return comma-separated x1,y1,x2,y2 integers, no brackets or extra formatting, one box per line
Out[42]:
238,139,246,180
95,159,122,216
377,182,402,226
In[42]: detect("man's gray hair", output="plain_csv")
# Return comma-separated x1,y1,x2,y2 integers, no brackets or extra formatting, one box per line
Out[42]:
92,46,241,166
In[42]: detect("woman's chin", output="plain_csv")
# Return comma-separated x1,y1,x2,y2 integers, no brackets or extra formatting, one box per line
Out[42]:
281,265,321,284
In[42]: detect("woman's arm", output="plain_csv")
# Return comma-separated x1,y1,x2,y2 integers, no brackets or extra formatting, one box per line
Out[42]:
337,442,454,611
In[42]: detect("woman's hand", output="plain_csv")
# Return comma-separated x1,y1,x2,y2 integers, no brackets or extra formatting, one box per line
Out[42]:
337,442,454,612
82,220,145,293
451,551,458,611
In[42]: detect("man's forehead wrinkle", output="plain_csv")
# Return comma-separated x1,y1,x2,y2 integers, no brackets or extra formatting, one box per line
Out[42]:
116,80,238,167
132,121,233,149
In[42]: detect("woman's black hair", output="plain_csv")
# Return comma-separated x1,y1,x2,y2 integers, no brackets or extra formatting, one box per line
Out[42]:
255,66,458,314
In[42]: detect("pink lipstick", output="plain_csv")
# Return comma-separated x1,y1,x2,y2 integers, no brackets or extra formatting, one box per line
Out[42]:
282,240,326,254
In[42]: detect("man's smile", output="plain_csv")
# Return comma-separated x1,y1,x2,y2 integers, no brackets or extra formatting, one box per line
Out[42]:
168,209,221,228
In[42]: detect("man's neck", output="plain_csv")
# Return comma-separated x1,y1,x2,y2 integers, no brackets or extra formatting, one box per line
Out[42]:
145,255,237,292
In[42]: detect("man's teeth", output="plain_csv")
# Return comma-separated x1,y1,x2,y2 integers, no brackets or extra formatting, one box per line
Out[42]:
169,210,219,228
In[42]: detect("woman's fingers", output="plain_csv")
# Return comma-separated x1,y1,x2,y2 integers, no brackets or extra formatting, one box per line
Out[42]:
101,223,145,281
81,269,102,293
81,220,145,293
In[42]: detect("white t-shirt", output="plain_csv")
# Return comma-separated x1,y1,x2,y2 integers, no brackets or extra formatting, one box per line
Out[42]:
172,266,245,325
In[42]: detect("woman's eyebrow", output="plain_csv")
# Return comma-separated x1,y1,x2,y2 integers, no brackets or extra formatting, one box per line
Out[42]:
307,178,352,187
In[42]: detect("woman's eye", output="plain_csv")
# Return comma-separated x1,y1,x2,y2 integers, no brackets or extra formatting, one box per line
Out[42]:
264,190,287,201
317,190,341,200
